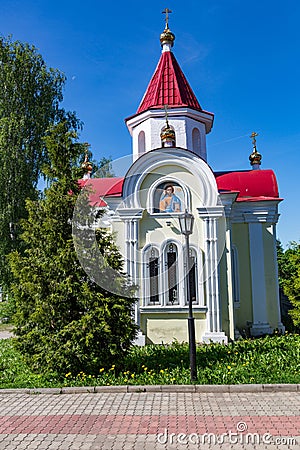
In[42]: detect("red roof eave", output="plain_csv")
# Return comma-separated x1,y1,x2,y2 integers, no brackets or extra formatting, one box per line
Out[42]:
77,169,282,208
235,196,283,202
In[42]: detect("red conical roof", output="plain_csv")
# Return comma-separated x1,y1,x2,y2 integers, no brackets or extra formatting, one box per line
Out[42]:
137,51,201,114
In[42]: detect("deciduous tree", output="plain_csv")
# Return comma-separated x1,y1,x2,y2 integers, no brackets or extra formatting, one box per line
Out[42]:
0,36,78,290
277,240,300,328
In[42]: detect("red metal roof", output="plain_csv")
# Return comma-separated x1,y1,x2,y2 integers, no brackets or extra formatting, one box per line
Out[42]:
78,170,280,207
78,177,124,207
137,51,201,114
215,170,280,200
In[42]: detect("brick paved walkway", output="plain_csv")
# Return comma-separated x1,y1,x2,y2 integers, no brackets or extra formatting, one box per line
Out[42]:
0,390,299,449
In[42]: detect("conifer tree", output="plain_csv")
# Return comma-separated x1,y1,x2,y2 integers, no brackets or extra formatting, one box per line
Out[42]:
9,121,137,377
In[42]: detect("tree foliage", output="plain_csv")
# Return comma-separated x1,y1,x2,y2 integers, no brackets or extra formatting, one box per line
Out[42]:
8,121,137,377
0,36,79,290
277,240,300,328
94,156,115,178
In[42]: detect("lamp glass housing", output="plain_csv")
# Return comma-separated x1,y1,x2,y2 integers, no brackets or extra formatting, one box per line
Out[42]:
179,210,194,236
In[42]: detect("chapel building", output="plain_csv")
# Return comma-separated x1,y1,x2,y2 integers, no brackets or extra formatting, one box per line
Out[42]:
79,16,284,344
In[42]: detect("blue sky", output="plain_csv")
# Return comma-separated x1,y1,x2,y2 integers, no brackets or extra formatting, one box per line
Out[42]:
1,0,299,246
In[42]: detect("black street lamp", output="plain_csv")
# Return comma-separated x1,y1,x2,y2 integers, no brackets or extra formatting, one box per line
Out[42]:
178,209,197,382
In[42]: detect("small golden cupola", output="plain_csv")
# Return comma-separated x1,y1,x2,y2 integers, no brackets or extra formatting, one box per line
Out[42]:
81,143,93,179
249,132,262,170
160,105,176,147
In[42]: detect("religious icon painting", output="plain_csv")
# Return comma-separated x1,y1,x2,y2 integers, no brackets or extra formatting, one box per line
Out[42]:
153,182,184,213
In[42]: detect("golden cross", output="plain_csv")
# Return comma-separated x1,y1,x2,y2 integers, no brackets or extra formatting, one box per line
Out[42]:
162,8,172,29
83,142,91,160
164,104,169,126
250,132,258,151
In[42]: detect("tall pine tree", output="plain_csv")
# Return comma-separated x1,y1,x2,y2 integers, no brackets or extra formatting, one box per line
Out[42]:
9,121,137,377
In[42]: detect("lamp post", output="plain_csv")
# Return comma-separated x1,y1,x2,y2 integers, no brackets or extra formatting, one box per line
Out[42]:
178,209,197,381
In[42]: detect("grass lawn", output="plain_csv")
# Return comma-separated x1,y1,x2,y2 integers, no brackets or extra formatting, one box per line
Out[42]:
0,333,299,389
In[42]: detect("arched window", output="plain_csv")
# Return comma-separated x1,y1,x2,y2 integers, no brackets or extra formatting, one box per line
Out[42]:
231,245,240,304
138,131,146,155
166,243,179,305
143,246,161,306
148,247,159,304
192,128,201,154
183,247,198,305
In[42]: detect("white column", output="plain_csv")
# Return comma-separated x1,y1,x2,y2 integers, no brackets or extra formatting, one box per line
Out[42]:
248,222,272,335
198,207,228,344
271,224,285,332
221,193,238,340
118,209,145,345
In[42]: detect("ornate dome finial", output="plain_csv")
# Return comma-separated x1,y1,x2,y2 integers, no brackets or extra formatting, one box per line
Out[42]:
160,105,176,147
81,143,93,179
160,8,175,50
249,132,262,169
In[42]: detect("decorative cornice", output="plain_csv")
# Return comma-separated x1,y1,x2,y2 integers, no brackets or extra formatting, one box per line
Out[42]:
219,192,239,218
231,200,282,224
140,306,207,314
126,107,214,135
197,206,224,219
117,208,144,220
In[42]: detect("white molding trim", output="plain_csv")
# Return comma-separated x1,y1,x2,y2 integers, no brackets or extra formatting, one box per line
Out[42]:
147,175,191,213
117,208,144,220
126,107,214,135
197,206,224,219
202,332,228,344
122,148,219,210
140,306,207,314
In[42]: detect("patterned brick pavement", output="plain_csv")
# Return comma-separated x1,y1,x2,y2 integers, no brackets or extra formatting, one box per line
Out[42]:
0,390,299,449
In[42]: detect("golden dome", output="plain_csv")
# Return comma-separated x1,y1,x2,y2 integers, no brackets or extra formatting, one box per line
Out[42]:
249,149,262,166
160,27,175,47
81,147,93,174
160,123,176,146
